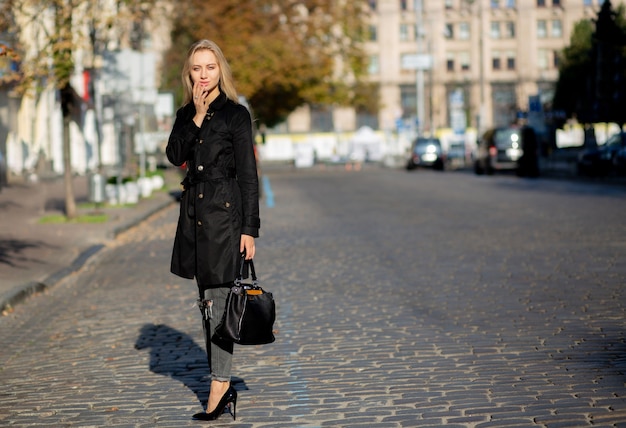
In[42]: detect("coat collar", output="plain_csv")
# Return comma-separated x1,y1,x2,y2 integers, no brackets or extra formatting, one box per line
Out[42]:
209,91,228,111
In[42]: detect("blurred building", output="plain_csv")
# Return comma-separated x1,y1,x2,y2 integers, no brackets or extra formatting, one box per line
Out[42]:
0,1,172,181
2,0,623,177
363,0,616,135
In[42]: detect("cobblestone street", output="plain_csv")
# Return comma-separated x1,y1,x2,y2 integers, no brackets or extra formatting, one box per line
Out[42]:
1,166,625,427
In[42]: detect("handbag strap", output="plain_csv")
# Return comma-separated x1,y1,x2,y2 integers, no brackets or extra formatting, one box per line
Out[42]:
237,253,257,282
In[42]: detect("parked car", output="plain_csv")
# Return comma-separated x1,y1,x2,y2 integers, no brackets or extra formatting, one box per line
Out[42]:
473,125,538,177
406,137,446,171
0,148,7,192
577,132,626,177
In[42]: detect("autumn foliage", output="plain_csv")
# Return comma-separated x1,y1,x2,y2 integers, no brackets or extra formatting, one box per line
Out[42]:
161,0,370,128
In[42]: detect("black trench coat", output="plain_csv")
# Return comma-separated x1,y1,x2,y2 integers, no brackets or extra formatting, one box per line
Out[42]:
166,92,260,286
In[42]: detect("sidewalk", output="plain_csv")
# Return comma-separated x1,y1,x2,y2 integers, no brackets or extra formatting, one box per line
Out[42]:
0,168,181,314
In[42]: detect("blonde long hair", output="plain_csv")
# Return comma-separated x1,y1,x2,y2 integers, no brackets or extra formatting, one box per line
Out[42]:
181,39,239,106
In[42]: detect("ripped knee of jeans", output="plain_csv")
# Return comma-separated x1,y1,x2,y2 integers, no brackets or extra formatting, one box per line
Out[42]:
197,298,213,320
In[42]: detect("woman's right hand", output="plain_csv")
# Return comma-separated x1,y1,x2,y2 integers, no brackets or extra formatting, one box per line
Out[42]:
240,235,256,260
192,82,209,127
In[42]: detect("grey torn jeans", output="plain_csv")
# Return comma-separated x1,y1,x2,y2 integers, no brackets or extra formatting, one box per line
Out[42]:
199,286,234,382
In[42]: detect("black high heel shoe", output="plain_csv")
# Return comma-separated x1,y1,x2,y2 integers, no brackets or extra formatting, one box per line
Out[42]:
192,385,237,421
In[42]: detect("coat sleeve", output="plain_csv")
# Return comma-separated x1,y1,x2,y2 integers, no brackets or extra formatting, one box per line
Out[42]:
231,105,260,237
166,105,200,167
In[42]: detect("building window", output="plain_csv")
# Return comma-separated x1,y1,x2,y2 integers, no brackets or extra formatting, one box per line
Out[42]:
491,22,501,39
310,106,333,132
506,0,516,7
506,51,516,70
447,53,455,72
537,0,546,6
369,25,378,41
445,23,454,39
538,49,560,70
583,0,592,5
491,0,500,7
369,0,377,10
460,51,470,71
459,22,470,40
400,24,410,41
504,21,515,38
538,49,549,69
415,24,424,40
400,85,417,119
551,20,562,37
537,20,547,38
492,84,517,127
368,55,380,74
552,0,561,6
492,51,501,70
445,0,454,9
507,58,515,70
400,0,407,11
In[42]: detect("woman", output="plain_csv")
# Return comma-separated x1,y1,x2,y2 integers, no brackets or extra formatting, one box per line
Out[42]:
166,39,260,421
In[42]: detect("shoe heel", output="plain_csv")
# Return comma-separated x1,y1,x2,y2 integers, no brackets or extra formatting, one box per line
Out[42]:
229,387,237,420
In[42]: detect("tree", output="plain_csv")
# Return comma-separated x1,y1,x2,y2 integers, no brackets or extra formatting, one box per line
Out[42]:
553,1,626,131
161,0,371,128
553,20,594,126
0,0,158,219
592,0,626,127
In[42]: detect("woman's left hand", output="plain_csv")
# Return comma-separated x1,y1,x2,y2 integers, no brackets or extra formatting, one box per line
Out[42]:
240,234,256,260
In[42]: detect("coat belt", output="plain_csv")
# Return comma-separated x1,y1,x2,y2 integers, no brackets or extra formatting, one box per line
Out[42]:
183,167,236,187
183,167,236,219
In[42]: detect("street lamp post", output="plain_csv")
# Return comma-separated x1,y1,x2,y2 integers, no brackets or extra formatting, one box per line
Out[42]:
415,0,425,136
466,0,486,134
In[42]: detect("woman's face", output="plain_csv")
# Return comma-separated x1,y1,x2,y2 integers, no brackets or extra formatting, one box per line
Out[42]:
189,49,220,95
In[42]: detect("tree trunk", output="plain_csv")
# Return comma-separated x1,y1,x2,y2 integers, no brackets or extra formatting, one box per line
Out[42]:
63,116,76,219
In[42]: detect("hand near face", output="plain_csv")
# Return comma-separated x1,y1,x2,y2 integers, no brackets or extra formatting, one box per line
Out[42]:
193,82,210,117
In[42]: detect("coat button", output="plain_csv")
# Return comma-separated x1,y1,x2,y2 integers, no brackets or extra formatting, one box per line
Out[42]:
225,202,230,208
197,220,202,226
197,165,204,171
198,193,204,199
199,139,203,145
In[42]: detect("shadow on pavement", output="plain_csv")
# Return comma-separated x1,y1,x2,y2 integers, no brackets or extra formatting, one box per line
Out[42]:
0,200,20,210
134,323,247,408
0,238,55,268
43,197,67,211
565,333,626,378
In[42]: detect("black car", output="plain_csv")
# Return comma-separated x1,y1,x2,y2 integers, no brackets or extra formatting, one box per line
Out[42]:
577,132,626,177
406,137,446,171
473,125,538,177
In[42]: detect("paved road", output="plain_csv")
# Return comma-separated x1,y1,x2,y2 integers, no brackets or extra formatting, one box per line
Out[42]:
1,166,625,427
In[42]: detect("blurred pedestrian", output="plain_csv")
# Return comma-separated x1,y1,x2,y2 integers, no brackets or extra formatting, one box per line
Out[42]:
166,39,260,421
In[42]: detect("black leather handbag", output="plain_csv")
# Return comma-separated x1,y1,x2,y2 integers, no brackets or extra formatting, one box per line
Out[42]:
214,257,276,345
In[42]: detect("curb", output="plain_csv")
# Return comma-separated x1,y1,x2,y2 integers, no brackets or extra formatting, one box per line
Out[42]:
1,197,176,314
0,244,104,314
107,197,176,239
